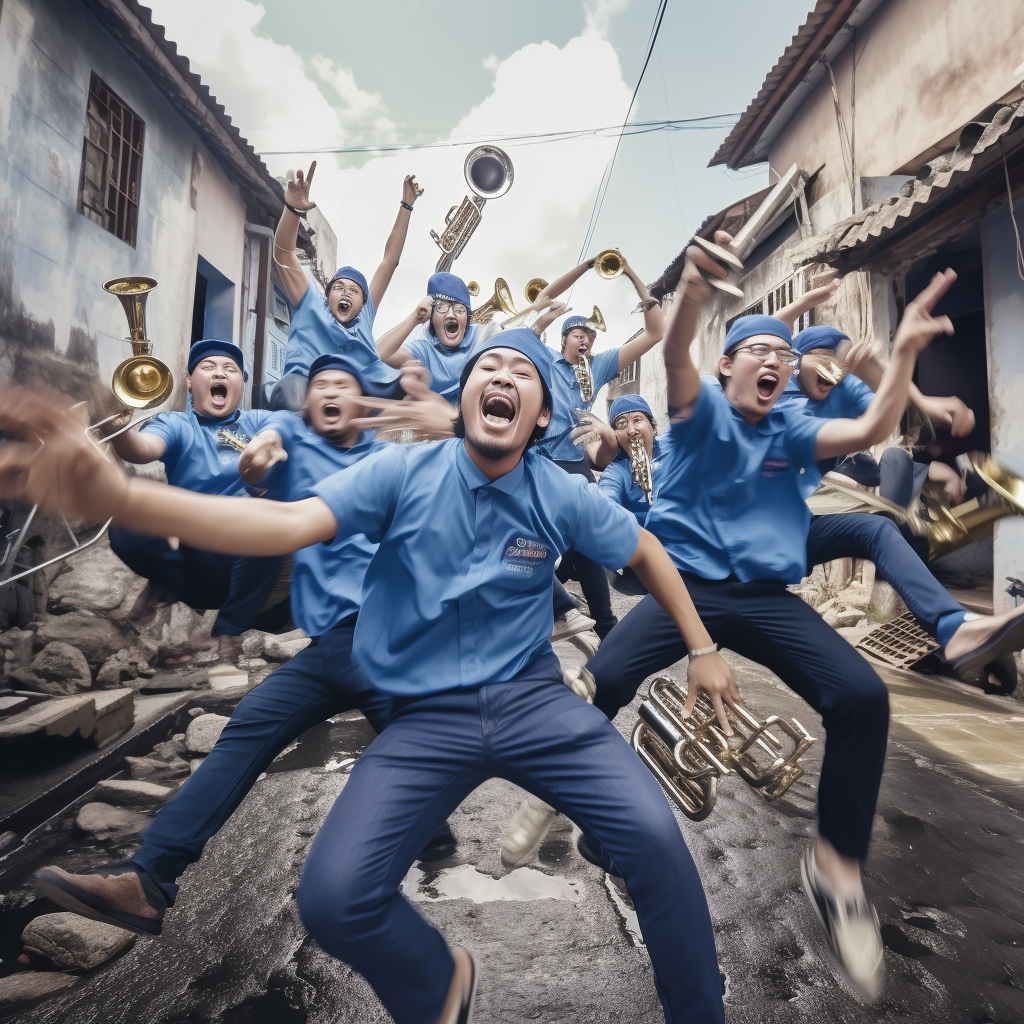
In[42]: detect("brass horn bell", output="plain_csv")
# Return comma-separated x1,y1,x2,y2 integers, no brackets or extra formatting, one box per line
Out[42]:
524,278,548,304
586,305,607,332
103,277,174,409
469,278,520,324
592,249,625,279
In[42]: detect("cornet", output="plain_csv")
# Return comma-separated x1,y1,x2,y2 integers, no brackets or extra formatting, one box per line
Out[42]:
631,675,815,820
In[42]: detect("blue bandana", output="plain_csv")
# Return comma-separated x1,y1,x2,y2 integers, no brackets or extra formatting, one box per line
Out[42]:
458,328,554,412
561,315,595,337
328,266,369,302
307,354,403,400
793,325,850,355
724,315,792,354
609,394,654,424
427,272,472,311
188,339,244,375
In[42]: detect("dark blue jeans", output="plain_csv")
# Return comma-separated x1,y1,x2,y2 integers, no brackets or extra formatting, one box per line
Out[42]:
133,622,392,902
296,654,723,1024
806,513,965,644
588,576,890,862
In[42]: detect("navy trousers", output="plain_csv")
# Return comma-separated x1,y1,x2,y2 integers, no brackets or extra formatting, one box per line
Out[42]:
588,576,889,861
806,513,964,643
296,653,724,1024
553,459,617,637
133,622,392,902
552,578,578,619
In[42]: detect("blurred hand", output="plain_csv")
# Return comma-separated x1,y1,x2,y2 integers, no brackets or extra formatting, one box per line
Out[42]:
893,270,957,355
238,430,287,485
285,161,317,212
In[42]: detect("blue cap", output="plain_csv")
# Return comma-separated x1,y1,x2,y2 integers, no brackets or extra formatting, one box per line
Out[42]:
793,325,850,355
328,266,369,302
459,328,554,412
561,315,595,337
427,273,472,311
307,354,403,399
609,394,654,424
724,315,792,354
188,339,244,375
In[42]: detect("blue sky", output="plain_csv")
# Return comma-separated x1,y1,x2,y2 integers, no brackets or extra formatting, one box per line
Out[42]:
147,0,813,342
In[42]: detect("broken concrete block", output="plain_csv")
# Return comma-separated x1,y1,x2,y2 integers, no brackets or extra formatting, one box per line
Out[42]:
47,541,137,613
18,642,92,696
0,970,78,1007
125,754,190,782
0,627,34,670
91,688,135,747
95,649,138,688
75,802,150,840
34,613,127,668
0,695,96,742
207,664,248,690
94,779,173,808
185,713,229,754
138,668,209,693
0,694,31,715
835,608,866,628
262,635,310,661
150,736,188,761
22,912,134,970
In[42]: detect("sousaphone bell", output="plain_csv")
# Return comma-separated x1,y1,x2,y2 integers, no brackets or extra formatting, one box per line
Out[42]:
103,277,174,409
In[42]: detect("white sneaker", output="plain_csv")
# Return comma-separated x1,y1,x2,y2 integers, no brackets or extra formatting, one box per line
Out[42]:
551,608,596,641
500,794,557,869
800,845,884,1000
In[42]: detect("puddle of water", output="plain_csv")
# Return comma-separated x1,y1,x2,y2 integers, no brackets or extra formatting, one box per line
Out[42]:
603,874,644,947
403,863,582,904
265,716,376,774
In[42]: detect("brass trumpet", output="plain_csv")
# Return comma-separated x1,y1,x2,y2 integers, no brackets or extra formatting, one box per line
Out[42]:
469,278,520,324
592,249,625,279
629,437,653,504
103,277,174,409
631,675,815,821
524,278,548,304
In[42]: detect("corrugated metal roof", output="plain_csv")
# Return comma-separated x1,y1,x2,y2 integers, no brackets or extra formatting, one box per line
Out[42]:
82,0,284,225
786,99,1024,271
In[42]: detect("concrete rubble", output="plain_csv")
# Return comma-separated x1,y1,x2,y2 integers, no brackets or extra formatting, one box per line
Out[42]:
75,802,154,841
22,912,135,970
93,779,174,808
0,972,79,1008
185,713,229,754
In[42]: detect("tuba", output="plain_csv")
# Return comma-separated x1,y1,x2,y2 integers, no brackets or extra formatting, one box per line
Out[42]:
430,146,514,273
631,675,815,821
629,437,653,504
469,278,520,325
103,277,174,409
574,352,594,404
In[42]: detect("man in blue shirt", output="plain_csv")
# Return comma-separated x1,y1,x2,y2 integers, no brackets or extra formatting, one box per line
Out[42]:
586,237,960,1001
3,328,738,1024
34,354,456,937
105,339,279,647
268,161,415,410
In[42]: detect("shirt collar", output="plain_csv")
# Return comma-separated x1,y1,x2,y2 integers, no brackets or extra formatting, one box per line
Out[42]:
431,334,471,356
191,406,242,429
727,400,786,437
455,440,525,494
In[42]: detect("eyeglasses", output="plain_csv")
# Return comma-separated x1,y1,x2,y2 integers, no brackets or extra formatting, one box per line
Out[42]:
329,281,362,296
729,342,801,367
433,301,468,317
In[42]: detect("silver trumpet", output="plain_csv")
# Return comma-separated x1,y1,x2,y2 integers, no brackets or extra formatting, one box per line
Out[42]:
629,437,653,504
574,353,594,404
631,675,816,821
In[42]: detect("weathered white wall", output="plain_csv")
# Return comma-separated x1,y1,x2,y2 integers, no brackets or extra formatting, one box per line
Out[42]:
980,197,1024,613
768,0,1024,212
0,0,247,408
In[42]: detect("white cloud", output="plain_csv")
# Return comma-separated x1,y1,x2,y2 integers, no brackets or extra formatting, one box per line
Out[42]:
145,0,645,356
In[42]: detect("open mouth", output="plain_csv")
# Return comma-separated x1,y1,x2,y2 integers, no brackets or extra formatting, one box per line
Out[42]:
338,297,352,315
756,371,780,400
444,317,460,339
482,392,516,425
210,383,228,401
322,402,340,420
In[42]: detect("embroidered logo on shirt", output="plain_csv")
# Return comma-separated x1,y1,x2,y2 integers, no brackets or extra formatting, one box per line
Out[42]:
761,458,790,477
500,534,550,576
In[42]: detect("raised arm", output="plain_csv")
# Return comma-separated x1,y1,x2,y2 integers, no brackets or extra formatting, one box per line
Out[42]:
571,408,618,469
772,269,839,331
528,301,567,337
814,270,957,460
273,162,317,307
530,260,593,310
368,175,422,309
615,263,666,371
376,296,433,366
108,424,167,465
663,233,733,420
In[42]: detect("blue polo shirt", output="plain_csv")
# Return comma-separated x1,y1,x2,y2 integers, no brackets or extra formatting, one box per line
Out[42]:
140,407,274,496
253,413,384,637
533,347,621,463
282,284,397,391
404,324,482,403
598,436,672,524
313,439,640,695
646,378,823,583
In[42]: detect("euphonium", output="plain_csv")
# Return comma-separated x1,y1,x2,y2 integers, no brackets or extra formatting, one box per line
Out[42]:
592,249,625,279
574,352,594,404
103,277,174,409
629,437,653,504
469,278,519,324
631,675,815,821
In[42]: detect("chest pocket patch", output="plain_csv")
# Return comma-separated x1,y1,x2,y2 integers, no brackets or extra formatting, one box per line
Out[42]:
761,440,790,477
500,534,550,577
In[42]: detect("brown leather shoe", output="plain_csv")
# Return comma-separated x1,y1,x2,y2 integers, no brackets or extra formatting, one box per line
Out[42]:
34,863,167,935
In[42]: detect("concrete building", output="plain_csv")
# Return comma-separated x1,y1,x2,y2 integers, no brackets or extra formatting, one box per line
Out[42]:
644,0,1024,614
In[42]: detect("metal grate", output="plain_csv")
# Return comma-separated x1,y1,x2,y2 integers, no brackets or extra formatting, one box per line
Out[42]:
855,611,940,669
618,357,640,385
78,74,145,247
725,269,812,333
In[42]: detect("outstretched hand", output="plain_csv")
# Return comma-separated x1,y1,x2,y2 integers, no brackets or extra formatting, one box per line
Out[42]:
285,161,317,212
678,230,733,305
350,362,457,439
238,430,287,485
0,384,129,523
682,651,740,736
893,269,957,354
403,175,424,206
919,394,976,437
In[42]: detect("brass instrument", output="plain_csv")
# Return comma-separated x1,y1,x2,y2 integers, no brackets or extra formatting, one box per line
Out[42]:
469,278,520,325
467,281,481,298
103,277,174,409
524,278,548,304
430,145,514,273
216,429,250,453
592,249,625,279
586,305,607,332
574,352,594,404
815,356,846,387
631,675,815,821
629,437,653,504
692,164,805,299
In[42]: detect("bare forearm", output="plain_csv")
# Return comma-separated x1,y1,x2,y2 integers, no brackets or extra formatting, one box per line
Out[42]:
586,434,618,470
663,295,703,416
628,530,714,652
117,480,335,555
111,428,166,465
376,314,418,362
536,260,590,305
370,208,412,307
273,210,307,306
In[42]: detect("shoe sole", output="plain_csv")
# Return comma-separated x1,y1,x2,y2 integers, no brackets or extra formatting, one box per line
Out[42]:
35,868,163,936
951,615,1024,683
